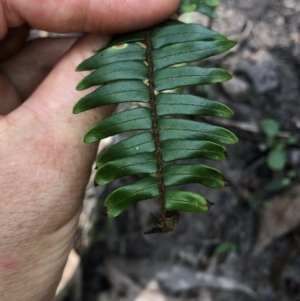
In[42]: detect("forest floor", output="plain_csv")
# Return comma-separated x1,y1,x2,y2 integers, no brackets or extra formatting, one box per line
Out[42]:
55,1,300,301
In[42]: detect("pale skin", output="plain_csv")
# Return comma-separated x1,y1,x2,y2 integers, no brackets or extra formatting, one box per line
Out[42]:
0,0,180,300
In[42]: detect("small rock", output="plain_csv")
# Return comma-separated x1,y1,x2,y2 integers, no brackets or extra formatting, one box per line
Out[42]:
289,149,300,165
246,50,279,94
156,266,199,297
283,0,300,9
222,76,250,102
97,292,111,301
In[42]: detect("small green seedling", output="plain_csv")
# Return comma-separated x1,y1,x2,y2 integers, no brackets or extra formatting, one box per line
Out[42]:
214,242,237,256
260,118,298,171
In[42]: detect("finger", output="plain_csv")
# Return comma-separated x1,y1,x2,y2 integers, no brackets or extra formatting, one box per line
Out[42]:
1,0,180,39
0,37,77,104
0,25,29,60
0,71,21,114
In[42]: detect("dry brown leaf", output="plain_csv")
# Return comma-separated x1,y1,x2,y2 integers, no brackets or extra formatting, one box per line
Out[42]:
253,185,300,253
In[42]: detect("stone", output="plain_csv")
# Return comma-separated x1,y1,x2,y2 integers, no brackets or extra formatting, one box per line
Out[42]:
246,50,279,94
156,266,199,297
289,149,300,165
222,76,250,102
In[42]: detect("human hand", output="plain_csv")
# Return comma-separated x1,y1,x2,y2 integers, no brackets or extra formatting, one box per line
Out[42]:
0,1,179,300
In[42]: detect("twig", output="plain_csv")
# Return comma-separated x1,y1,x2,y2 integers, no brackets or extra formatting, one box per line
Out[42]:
204,117,292,139
195,272,257,298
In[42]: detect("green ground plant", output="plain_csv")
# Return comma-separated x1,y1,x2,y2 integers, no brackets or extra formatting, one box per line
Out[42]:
74,0,238,233
260,118,298,172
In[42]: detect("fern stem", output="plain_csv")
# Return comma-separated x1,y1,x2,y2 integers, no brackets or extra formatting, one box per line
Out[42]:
145,30,167,221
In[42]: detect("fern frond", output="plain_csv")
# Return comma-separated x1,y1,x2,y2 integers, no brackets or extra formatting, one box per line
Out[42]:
74,18,237,233
178,0,221,18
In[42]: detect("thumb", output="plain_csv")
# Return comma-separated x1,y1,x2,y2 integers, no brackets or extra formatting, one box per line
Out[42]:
6,34,114,149
1,0,180,38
